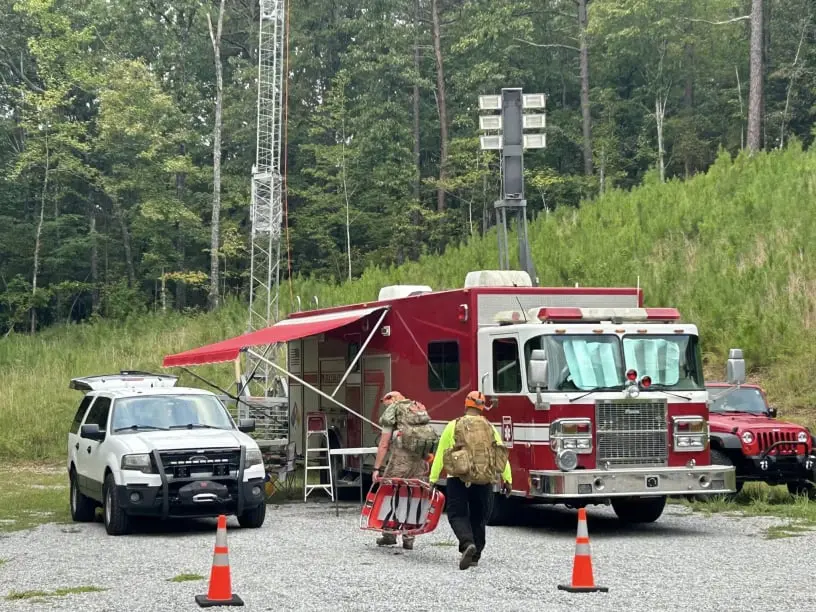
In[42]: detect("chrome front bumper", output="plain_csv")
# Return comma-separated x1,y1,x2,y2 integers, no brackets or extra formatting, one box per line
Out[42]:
527,465,737,499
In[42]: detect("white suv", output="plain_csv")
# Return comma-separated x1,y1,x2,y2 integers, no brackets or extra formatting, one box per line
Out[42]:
66,371,267,535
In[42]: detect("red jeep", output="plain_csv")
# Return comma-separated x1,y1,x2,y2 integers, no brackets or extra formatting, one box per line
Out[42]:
706,349,816,498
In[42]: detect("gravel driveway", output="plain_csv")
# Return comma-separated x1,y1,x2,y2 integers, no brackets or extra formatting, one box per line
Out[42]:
0,500,813,611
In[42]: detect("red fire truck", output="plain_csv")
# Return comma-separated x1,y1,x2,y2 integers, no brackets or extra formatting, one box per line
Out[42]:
162,270,736,524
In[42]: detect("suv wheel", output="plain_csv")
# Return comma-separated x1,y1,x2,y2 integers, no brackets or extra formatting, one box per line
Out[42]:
69,469,96,522
237,502,267,528
103,473,131,536
787,482,816,500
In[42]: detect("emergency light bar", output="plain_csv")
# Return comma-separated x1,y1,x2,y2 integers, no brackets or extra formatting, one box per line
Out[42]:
533,307,681,323
493,307,681,325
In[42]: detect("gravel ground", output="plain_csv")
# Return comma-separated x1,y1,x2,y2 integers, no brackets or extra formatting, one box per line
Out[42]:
0,500,814,612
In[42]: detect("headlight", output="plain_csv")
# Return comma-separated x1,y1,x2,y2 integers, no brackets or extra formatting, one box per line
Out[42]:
550,419,593,455
121,453,153,473
556,449,578,472
798,431,809,444
742,431,755,444
673,417,708,452
245,448,263,468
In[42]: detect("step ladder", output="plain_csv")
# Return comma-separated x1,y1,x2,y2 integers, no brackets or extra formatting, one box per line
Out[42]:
303,412,334,501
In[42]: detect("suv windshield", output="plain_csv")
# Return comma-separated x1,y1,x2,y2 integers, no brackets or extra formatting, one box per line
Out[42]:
111,394,234,432
706,387,768,415
523,333,704,392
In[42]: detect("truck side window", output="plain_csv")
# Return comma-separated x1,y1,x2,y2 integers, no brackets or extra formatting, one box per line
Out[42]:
428,341,460,391
84,396,112,432
71,396,94,434
493,338,522,393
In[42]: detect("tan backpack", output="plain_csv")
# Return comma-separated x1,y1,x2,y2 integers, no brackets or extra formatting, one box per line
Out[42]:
392,399,439,458
442,414,509,485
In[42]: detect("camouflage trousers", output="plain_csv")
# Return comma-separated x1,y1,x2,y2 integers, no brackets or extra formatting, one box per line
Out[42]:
377,449,428,546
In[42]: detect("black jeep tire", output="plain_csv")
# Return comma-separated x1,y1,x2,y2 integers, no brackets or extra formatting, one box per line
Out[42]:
696,449,742,502
787,482,816,500
237,502,267,528
611,496,666,524
103,473,131,536
69,469,96,522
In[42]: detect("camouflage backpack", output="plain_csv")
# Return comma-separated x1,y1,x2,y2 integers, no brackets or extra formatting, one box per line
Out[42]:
443,414,509,485
392,399,439,458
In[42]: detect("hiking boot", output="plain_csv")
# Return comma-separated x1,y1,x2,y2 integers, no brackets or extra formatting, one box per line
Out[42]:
376,534,397,547
459,544,477,570
402,539,414,550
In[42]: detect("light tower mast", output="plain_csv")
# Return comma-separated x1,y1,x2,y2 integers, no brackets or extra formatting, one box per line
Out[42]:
246,0,286,396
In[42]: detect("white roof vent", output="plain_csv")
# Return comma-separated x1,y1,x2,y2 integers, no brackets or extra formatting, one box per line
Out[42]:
464,270,532,288
377,284,433,301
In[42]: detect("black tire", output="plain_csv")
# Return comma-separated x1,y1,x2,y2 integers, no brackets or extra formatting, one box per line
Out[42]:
611,496,666,524
69,469,96,522
237,502,266,528
787,482,816,500
696,449,742,501
103,473,130,536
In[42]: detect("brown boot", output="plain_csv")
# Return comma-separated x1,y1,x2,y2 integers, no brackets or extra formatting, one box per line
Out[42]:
402,537,414,550
376,533,397,546
459,544,477,570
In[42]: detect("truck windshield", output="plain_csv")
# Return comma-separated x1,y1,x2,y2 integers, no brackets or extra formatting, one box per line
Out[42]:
523,333,704,392
111,394,235,432
706,387,768,415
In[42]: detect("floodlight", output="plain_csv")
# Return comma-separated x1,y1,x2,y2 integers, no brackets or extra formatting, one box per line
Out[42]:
479,115,502,131
478,95,502,110
523,133,546,149
522,93,546,109
480,135,503,150
523,114,546,129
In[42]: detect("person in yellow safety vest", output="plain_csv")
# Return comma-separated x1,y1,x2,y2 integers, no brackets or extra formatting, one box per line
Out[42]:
429,390,512,570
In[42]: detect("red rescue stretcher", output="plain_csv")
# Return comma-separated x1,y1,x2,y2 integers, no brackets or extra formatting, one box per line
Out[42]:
360,477,446,537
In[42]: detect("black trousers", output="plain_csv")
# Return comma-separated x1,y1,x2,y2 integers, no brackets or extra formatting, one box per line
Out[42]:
445,477,494,560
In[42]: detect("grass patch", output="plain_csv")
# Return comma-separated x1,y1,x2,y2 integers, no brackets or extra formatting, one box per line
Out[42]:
168,573,204,582
762,523,815,540
6,586,106,600
430,540,458,547
0,464,71,533
682,482,816,527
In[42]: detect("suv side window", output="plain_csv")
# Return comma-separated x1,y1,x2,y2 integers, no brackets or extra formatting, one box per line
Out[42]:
84,396,112,432
71,396,95,434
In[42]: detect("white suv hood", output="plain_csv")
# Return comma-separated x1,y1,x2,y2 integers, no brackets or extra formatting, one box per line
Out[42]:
114,429,257,453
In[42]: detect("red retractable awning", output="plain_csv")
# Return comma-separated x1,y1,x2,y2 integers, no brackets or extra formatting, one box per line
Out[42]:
162,306,386,368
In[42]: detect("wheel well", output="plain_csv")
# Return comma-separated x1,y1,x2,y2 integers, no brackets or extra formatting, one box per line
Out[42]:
104,466,113,483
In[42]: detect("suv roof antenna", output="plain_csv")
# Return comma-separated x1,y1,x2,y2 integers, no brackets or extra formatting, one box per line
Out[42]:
636,275,640,307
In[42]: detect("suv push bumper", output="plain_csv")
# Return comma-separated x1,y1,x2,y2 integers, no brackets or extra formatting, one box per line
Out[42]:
744,450,816,483
527,465,737,499
115,447,266,519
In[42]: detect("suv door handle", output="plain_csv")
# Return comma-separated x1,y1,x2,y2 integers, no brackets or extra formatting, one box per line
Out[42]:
86,446,92,453
75,443,79,450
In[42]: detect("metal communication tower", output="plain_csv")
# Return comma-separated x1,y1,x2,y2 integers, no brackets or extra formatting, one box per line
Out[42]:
246,0,286,395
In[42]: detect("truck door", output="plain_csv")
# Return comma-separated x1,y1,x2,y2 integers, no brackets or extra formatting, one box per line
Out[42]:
76,396,111,500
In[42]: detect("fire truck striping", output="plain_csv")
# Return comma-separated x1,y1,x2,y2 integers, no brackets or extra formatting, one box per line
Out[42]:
428,420,550,444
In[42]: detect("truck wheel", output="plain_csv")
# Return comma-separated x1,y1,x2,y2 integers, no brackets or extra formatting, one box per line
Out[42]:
237,502,267,528
787,482,816,500
611,496,666,524
69,469,96,522
103,473,131,536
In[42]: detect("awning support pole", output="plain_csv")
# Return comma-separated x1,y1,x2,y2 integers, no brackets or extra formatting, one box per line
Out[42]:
330,307,389,398
246,348,383,431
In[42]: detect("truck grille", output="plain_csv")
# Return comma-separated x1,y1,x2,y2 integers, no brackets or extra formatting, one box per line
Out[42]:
595,400,668,466
757,431,802,456
158,448,242,479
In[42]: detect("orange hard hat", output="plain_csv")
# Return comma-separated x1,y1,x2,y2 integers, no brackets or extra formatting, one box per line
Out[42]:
381,391,405,403
465,390,490,411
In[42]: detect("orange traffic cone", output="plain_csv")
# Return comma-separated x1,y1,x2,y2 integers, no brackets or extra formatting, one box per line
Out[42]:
195,515,244,607
557,508,608,593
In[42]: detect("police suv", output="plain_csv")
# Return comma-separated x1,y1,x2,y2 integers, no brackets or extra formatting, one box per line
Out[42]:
66,371,267,535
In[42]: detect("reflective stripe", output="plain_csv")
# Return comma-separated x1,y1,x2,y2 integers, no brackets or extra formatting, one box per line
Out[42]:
212,552,230,566
574,543,591,556
576,519,589,539
215,527,228,548
214,546,229,554
575,537,589,545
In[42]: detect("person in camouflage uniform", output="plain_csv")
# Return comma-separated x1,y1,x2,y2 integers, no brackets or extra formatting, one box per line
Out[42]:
371,391,430,550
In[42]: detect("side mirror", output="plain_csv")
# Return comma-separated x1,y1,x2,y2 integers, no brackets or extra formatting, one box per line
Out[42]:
238,418,256,433
80,423,105,441
528,349,549,389
726,348,746,386
768,407,777,419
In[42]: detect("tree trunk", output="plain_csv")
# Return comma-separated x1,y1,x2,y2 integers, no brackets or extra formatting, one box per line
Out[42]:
31,129,48,334
683,41,694,177
431,0,448,212
746,0,763,153
413,0,422,202
90,202,98,313
207,0,226,311
111,197,136,287
577,0,593,176
656,95,666,183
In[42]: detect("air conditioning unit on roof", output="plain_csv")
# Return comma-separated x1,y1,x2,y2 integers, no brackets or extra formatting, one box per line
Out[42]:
464,270,532,288
377,285,433,301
